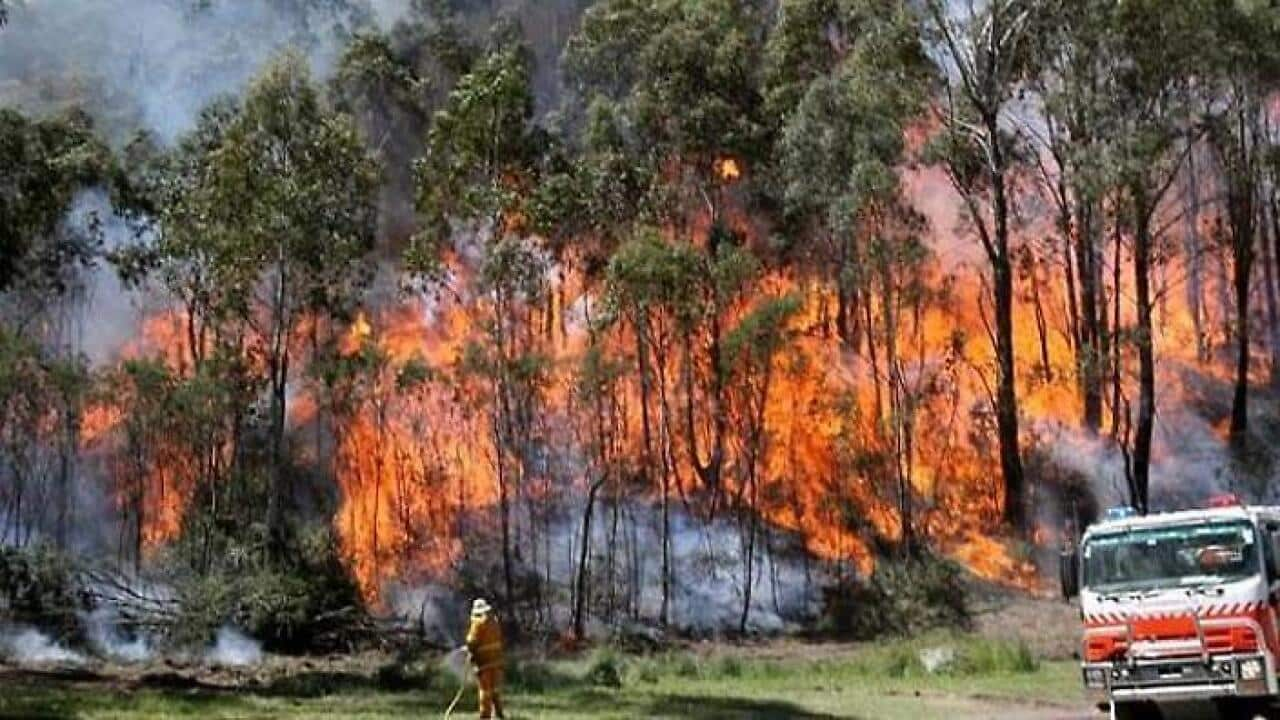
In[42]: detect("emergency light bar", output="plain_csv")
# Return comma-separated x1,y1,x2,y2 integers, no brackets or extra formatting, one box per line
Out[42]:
1207,493,1244,508
1104,506,1138,521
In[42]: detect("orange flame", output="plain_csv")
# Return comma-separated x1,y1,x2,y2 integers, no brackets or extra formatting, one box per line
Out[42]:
717,157,742,182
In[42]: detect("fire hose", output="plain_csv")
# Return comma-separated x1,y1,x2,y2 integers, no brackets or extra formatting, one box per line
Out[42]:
442,647,472,719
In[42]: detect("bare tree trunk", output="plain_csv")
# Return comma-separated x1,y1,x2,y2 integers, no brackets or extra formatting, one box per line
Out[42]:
1031,259,1053,382
973,103,1027,532
738,368,771,635
1133,199,1156,515
1075,199,1105,432
1110,222,1125,444
992,227,1025,529
1263,180,1280,388
573,476,603,641
266,254,291,563
1185,146,1209,363
55,403,78,551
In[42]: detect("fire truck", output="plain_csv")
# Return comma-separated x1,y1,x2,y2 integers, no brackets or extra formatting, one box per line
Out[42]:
1062,495,1280,719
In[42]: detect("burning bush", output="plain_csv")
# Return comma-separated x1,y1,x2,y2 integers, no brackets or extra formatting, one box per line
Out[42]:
819,553,969,640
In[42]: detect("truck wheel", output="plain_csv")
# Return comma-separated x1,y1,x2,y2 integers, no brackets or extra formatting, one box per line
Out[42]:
1112,701,1163,720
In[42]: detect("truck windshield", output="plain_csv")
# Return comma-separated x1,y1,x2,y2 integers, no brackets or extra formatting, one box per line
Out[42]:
1083,520,1259,593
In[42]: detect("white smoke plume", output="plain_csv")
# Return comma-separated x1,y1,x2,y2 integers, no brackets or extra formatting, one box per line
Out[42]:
205,626,263,667
83,608,152,663
0,626,85,666
60,189,150,367
387,500,822,637
0,0,408,144
386,583,466,648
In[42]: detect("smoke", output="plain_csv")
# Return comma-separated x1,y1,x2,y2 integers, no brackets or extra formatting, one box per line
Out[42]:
205,626,263,667
0,0,408,144
386,583,466,648
0,626,85,666
59,189,150,366
549,501,817,635
441,646,469,681
83,608,152,663
381,499,819,637
1036,360,1258,520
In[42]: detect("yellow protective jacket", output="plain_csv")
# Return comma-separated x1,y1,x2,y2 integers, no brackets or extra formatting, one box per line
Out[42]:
465,613,504,671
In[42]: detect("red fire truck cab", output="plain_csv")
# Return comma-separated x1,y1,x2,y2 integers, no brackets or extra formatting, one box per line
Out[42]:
1063,499,1280,719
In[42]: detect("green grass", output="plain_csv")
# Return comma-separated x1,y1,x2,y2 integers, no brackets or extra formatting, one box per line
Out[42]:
0,635,1086,720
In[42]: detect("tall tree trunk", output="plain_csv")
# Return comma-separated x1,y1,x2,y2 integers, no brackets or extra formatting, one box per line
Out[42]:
1227,208,1254,450
652,327,676,629
55,404,77,551
1226,105,1257,450
492,290,515,605
1230,248,1251,449
574,474,605,642
1075,199,1104,432
1263,182,1280,389
1133,199,1156,515
835,233,861,350
738,367,771,635
991,166,1025,531
1110,223,1125,444
1185,146,1209,363
266,255,290,562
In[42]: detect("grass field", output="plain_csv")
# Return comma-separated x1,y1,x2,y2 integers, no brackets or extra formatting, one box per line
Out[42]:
0,635,1090,720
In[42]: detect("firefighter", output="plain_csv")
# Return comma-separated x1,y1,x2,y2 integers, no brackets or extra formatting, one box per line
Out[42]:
465,598,505,719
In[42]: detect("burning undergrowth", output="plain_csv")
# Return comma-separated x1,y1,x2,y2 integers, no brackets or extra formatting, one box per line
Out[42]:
6,0,1280,657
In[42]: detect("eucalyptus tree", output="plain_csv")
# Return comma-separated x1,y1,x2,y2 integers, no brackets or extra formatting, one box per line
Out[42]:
602,230,702,627
921,0,1044,531
0,109,112,301
1195,1,1280,449
769,0,931,351
1101,0,1207,511
773,0,934,551
187,53,380,556
566,0,770,500
720,293,800,633
1031,0,1117,434
412,35,549,606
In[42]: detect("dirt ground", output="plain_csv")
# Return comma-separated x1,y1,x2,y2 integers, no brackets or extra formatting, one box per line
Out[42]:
970,585,1083,661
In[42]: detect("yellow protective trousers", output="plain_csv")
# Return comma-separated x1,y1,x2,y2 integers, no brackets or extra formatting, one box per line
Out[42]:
476,666,504,719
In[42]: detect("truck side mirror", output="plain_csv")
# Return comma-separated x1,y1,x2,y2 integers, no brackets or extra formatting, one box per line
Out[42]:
1059,547,1080,599
1270,534,1280,579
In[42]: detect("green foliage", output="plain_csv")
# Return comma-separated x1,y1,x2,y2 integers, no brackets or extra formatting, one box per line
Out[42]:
563,0,674,102
631,0,769,166
416,43,536,233
167,525,363,653
721,295,801,377
566,0,769,216
820,554,970,640
330,31,425,121
952,637,1039,675
0,108,113,293
0,544,81,635
841,634,1037,679
505,657,578,693
712,655,743,679
583,646,624,688
602,229,703,331
771,0,928,188
673,653,701,678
